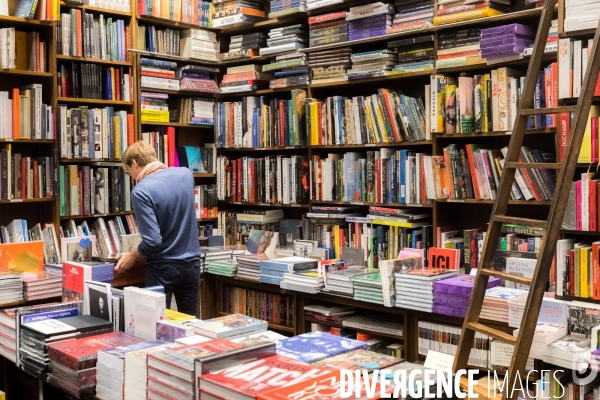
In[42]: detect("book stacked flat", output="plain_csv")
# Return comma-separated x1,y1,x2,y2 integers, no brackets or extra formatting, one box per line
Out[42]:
480,24,535,63
309,48,351,84
309,11,347,48
96,340,165,400
124,342,178,399
141,91,170,125
23,315,113,383
212,0,266,28
259,256,318,285
140,58,180,91
348,49,398,80
0,274,23,305
180,29,220,62
388,34,435,75
0,309,16,362
342,315,404,337
265,51,309,89
277,331,368,362
387,0,433,34
524,19,557,56
432,274,501,317
324,268,371,296
259,24,308,56
269,0,306,18
22,272,61,301
306,0,343,10
220,64,272,93
303,304,355,325
200,247,233,273
352,271,391,305
564,0,599,32
235,210,284,244
543,334,591,370
346,2,394,41
433,0,508,25
177,65,220,93
280,269,324,293
507,294,568,329
480,286,528,323
207,260,238,277
187,314,268,339
221,33,267,60
314,349,401,370
513,323,567,359
394,268,459,312
436,28,483,69
235,254,269,280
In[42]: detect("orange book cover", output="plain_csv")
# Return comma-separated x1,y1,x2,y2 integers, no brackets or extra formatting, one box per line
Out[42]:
0,241,44,273
127,114,134,146
428,247,461,270
12,88,20,139
442,147,454,199
75,10,82,57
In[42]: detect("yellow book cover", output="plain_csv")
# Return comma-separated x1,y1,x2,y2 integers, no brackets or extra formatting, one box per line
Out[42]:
262,104,268,147
69,165,78,215
333,225,340,259
579,105,600,162
371,219,423,228
372,95,389,143
110,68,116,100
113,116,120,158
166,309,194,322
310,101,319,145
482,74,490,132
433,7,504,25
174,0,181,21
581,246,591,298
364,98,379,143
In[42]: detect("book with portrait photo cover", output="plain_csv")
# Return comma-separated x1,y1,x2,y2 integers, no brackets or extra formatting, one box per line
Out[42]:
84,280,112,322
61,236,97,263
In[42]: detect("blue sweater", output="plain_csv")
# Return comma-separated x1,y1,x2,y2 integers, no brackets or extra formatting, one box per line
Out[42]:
131,167,200,264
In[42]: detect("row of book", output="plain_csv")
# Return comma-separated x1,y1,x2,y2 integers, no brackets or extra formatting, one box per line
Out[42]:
139,58,219,93
216,155,310,205
57,12,130,62
558,38,600,100
57,63,133,101
58,106,133,160
58,164,132,217
220,284,294,327
562,174,600,232
0,86,53,140
0,151,54,201
0,29,46,72
137,0,214,27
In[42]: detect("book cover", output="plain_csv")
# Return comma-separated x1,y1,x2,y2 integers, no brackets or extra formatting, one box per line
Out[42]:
276,331,368,363
312,349,400,370
427,247,461,270
0,242,44,274
188,314,267,339
433,274,501,297
458,75,474,133
124,287,166,340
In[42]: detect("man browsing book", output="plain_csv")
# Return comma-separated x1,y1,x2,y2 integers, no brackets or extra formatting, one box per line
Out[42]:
115,141,201,316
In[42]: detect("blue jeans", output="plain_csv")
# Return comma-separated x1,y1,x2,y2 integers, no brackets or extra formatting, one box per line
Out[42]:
145,260,200,317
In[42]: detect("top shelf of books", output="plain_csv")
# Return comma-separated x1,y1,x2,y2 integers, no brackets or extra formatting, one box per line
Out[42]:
59,1,132,17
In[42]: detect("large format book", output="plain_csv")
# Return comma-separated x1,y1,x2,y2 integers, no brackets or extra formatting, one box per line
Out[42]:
433,274,501,297
124,287,166,340
276,331,368,363
124,342,179,400
62,261,114,303
259,257,318,271
187,313,267,338
312,349,400,371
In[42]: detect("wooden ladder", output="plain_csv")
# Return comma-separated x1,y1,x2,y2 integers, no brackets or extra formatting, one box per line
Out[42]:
452,0,600,398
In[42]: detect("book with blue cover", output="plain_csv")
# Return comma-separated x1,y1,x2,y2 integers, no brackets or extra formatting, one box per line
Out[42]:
276,331,368,363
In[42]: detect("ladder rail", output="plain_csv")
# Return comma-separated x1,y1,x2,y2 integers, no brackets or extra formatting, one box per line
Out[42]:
452,0,558,375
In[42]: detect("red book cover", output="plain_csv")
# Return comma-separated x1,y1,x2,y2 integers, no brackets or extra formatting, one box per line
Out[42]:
237,160,242,202
428,247,461,270
167,127,176,167
559,112,570,162
595,72,600,96
420,154,427,204
569,248,575,295
228,104,234,148
12,88,20,139
518,156,542,201
308,11,347,24
115,68,121,101
35,33,40,72
593,242,600,299
591,180,598,231
593,117,598,163
443,147,454,199
75,10,82,57
200,355,331,399
550,62,558,127
231,160,237,203
250,159,255,202
470,229,479,270
47,332,143,370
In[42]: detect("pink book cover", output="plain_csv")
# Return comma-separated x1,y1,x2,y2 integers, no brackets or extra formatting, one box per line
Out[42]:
591,180,598,231
399,248,425,268
577,180,582,231
593,117,598,163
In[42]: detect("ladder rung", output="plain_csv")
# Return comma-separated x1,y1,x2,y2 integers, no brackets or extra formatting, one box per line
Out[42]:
521,106,576,116
494,215,547,228
480,268,533,286
467,322,517,345
507,162,562,169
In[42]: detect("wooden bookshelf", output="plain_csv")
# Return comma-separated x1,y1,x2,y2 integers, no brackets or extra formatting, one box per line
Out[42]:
56,54,133,66
56,97,134,105
58,1,132,17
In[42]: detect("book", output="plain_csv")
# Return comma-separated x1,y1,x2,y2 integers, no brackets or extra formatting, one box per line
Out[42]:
187,313,267,339
276,331,368,363
124,287,166,340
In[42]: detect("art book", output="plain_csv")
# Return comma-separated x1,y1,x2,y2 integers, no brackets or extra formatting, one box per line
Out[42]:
433,274,501,297
62,261,114,303
427,247,461,270
276,331,368,363
245,230,279,258
0,241,44,273
312,349,400,371
188,314,267,339
60,236,97,263
124,287,166,340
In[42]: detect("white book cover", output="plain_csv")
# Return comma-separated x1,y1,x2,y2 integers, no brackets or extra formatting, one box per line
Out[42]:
22,318,75,336
124,287,166,340
558,39,572,99
556,239,576,296
582,172,593,231
573,40,582,97
505,257,537,290
491,69,499,131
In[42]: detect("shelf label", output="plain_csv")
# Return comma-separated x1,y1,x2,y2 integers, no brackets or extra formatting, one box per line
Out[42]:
92,158,101,161
291,204,301,207
4,139,12,142
257,148,266,150
365,143,376,147
233,202,242,205
351,202,363,205
10,199,23,202
446,199,464,203
261,203,270,206
505,131,512,135
407,204,423,207
285,146,294,149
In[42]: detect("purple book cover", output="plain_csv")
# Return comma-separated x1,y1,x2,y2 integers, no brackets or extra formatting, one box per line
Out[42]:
276,331,368,363
433,275,501,297
349,30,388,40
433,292,470,308
481,23,535,38
433,303,468,318
89,262,115,282
480,36,534,48
395,4,434,15
481,46,532,58
348,14,391,27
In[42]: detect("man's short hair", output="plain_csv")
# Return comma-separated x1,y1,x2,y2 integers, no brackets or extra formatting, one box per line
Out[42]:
122,141,158,168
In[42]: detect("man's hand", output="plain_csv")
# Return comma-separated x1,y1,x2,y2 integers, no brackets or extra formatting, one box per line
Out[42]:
114,249,140,275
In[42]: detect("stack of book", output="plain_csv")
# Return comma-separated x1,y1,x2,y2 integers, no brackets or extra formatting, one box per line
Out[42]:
264,51,309,88
436,28,483,68
172,99,216,127
563,0,600,32
200,247,234,273
304,304,356,323
524,19,558,56
236,210,284,244
140,59,179,91
177,65,220,92
0,275,23,304
352,270,390,305
389,34,435,75
433,0,507,25
280,270,324,293
387,0,433,34
544,334,592,370
180,28,219,62
276,331,367,362
309,11,347,48
270,0,305,17
313,348,401,370
324,268,370,296
136,26,180,55
21,315,113,381
22,272,62,301
348,49,398,79
260,24,308,56
508,294,568,329
188,313,268,338
480,286,528,323
141,91,169,122
513,323,567,360
212,0,265,28
309,47,351,84
394,268,459,312
306,0,343,10
343,315,404,338
123,342,177,399
259,256,317,285
0,308,18,362
207,260,238,277
220,64,272,93
433,274,501,318
347,2,394,41
221,33,267,60
480,24,535,63
235,254,269,280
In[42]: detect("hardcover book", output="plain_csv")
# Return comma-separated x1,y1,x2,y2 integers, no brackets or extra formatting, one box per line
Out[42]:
433,274,501,297
187,313,267,338
124,287,166,340
276,331,368,363
312,349,400,370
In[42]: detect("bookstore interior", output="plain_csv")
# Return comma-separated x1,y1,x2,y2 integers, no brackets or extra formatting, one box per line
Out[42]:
3,0,600,396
